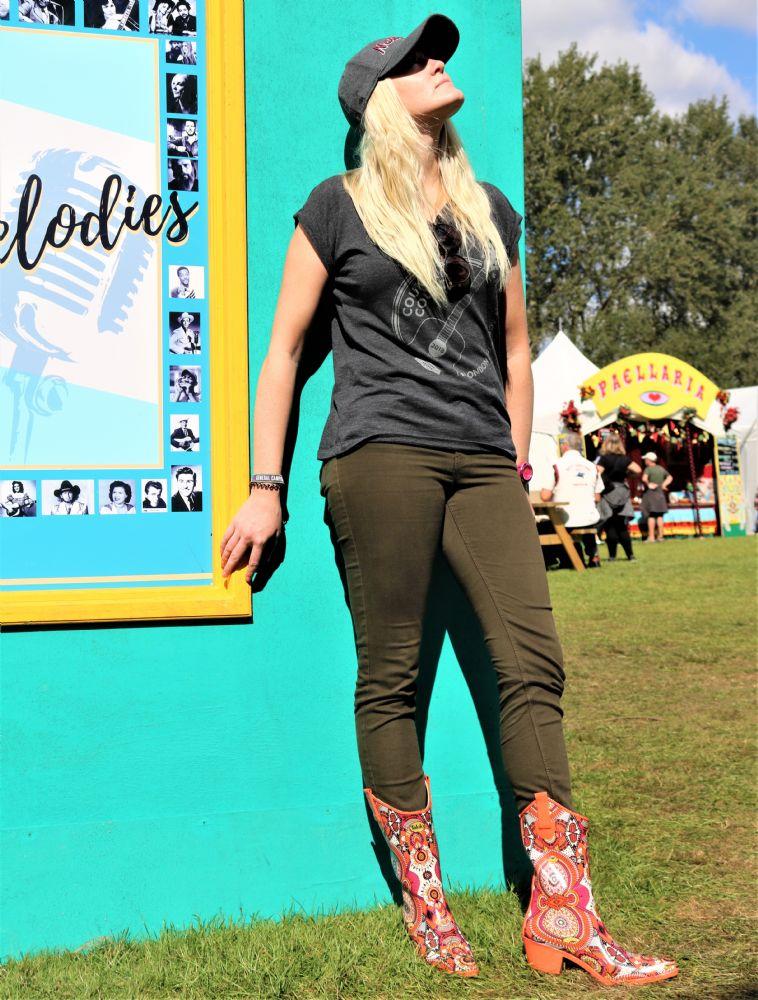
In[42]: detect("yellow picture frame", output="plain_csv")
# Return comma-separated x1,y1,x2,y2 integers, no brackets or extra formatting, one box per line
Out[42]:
1,1,251,626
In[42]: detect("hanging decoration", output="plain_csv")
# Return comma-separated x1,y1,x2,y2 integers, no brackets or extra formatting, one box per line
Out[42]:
560,399,582,432
721,405,739,431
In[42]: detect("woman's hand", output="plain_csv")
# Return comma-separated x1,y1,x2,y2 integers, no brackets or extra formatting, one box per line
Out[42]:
220,490,283,584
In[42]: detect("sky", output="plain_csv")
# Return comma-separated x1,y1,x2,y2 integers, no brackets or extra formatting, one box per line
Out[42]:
522,0,757,119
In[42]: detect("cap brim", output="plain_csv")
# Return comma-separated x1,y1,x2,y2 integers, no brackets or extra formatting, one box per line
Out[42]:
378,13,459,79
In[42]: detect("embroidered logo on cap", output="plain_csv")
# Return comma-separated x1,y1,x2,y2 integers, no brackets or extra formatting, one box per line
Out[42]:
372,36,401,54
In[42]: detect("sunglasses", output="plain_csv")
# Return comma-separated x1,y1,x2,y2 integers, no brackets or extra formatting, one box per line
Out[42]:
431,218,471,300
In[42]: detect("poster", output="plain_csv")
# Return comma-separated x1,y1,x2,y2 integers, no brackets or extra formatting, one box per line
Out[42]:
0,0,250,624
715,434,747,537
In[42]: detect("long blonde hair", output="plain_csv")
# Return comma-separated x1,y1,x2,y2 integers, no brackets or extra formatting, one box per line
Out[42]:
599,431,627,456
341,77,512,308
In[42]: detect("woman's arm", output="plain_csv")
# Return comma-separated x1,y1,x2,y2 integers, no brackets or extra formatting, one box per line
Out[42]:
627,460,642,475
502,256,532,464
220,225,329,582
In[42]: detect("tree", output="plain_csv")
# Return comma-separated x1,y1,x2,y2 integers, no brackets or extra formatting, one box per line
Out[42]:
523,44,757,386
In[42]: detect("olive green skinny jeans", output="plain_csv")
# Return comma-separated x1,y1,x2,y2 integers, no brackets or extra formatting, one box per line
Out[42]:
319,441,573,815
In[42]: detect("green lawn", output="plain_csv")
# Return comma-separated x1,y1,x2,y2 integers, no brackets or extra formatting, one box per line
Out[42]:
2,536,756,999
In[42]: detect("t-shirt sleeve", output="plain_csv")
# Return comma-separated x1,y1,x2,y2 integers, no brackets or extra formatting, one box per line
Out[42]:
292,177,341,275
482,182,524,261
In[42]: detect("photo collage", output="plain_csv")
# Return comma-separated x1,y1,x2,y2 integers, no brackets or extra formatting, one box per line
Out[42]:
1,1,207,521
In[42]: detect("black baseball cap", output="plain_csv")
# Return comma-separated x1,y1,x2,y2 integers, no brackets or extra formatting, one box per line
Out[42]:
338,14,460,130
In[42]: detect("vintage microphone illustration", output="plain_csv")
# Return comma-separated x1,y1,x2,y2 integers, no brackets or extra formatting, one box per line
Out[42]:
0,149,153,464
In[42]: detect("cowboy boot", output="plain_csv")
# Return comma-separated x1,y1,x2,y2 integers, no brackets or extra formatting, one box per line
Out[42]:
365,775,479,978
519,791,678,986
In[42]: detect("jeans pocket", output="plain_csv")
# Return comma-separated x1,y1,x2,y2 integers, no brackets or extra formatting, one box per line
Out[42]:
319,459,331,498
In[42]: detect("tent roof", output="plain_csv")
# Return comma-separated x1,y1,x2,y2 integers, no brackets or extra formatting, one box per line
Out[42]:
531,331,599,434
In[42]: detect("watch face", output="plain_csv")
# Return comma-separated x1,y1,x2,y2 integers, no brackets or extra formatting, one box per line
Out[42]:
518,462,534,482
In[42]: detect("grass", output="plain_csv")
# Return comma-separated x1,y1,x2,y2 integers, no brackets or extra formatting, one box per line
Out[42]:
2,536,756,999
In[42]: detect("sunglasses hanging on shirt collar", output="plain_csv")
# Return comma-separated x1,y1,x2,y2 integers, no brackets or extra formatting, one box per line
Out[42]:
431,218,471,301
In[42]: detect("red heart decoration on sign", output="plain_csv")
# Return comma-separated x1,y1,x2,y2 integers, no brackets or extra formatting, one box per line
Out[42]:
648,392,661,401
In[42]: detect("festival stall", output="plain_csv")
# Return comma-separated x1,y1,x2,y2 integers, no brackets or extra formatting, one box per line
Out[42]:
530,333,749,539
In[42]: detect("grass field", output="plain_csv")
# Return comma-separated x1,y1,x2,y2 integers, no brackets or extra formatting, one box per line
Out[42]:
2,536,755,999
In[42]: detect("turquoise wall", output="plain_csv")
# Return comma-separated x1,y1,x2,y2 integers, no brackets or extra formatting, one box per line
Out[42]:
0,1,525,960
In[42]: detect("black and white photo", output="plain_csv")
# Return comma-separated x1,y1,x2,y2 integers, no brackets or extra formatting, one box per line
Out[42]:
19,0,75,24
168,0,196,36
99,479,137,514
43,479,92,515
170,414,200,452
1,479,37,518
142,479,168,511
169,311,201,354
171,464,202,512
148,0,172,32
84,0,140,30
169,264,204,299
166,40,197,65
167,118,199,158
166,72,197,115
0,1,9,21
167,157,198,192
170,365,201,402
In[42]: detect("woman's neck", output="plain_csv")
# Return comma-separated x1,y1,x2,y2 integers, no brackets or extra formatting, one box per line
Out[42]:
416,122,447,221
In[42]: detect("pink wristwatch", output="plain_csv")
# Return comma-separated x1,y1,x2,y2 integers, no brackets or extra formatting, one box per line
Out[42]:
516,461,534,482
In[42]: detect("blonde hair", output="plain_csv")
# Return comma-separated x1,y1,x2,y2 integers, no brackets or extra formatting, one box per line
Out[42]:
341,77,513,308
599,431,627,456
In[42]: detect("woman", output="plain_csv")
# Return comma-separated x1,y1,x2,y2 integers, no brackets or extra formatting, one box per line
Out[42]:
596,431,641,561
149,0,172,33
167,73,197,115
84,0,139,30
100,480,135,514
174,368,199,402
640,451,672,542
220,15,677,987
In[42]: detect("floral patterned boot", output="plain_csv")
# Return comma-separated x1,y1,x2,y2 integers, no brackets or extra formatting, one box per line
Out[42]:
365,775,479,978
520,791,679,986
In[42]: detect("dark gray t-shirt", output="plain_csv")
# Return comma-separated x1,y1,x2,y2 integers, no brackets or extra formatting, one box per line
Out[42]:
293,174,523,461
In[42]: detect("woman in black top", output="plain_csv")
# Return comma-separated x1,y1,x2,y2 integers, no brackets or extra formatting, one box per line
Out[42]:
219,15,677,988
596,432,642,560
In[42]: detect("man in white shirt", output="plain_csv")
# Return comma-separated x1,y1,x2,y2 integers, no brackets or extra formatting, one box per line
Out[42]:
538,432,604,567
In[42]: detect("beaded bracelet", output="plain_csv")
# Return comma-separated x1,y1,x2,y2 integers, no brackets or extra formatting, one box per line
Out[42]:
249,473,284,492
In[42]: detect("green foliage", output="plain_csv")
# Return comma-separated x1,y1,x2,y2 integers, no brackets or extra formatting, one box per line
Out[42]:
523,44,758,387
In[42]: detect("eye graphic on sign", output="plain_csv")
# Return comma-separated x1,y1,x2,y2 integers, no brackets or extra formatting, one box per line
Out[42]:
639,390,669,406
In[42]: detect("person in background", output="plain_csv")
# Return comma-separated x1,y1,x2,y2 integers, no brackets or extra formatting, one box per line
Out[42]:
170,265,196,299
50,480,88,515
595,431,641,561
3,481,36,517
169,0,196,34
170,312,199,353
19,0,60,24
640,451,672,542
172,467,202,511
539,431,603,568
100,480,135,514
170,417,199,451
143,481,167,510
149,0,172,33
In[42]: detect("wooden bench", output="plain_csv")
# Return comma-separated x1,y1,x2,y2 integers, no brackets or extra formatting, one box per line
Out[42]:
530,500,596,572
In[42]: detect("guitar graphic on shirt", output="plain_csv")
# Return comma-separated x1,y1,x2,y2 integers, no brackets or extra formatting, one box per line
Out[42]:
392,255,488,375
